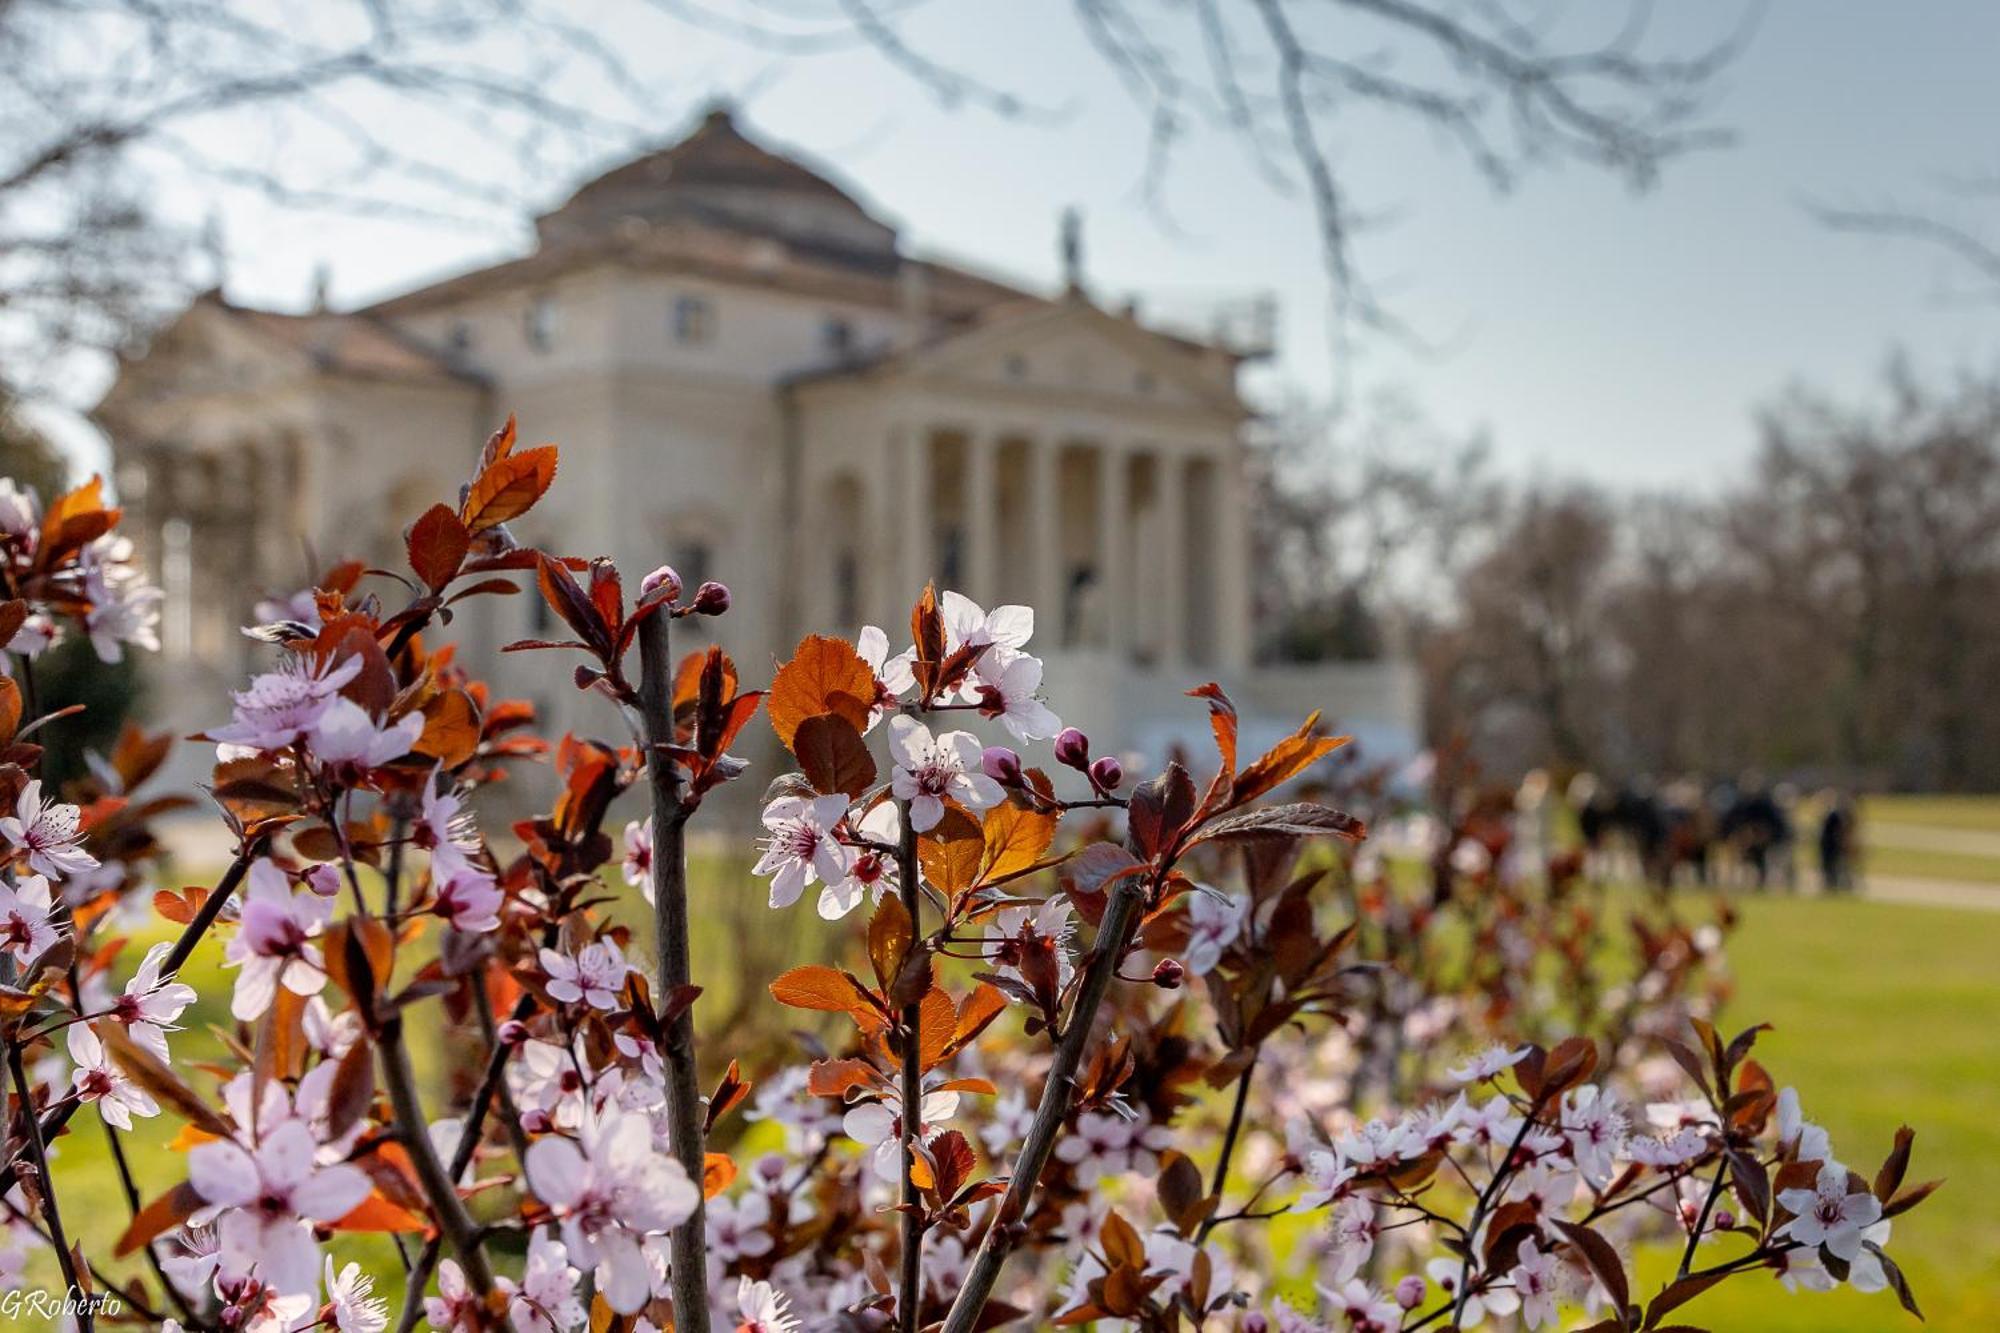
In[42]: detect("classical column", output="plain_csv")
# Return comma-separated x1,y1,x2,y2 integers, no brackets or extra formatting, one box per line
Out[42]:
1096,444,1129,655
1215,445,1253,673
901,423,934,597
1154,450,1187,666
1029,436,1064,641
964,429,998,604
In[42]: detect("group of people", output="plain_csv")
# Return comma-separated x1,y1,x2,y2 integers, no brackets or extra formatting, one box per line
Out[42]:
1521,773,1861,893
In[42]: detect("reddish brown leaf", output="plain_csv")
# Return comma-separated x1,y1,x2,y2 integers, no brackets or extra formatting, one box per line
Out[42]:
769,965,875,1014
406,503,471,591
792,713,877,798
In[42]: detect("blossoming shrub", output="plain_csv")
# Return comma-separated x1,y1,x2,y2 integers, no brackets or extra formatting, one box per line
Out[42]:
0,423,1936,1333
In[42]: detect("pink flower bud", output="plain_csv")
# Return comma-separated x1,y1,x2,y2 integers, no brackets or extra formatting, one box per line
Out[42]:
982,745,1025,786
1396,1276,1426,1310
756,1153,788,1183
1152,958,1185,990
1243,1317,1269,1333
640,564,682,600
1088,754,1123,792
496,1020,529,1047
1054,727,1091,769
1713,1208,1735,1232
304,865,342,898
691,580,731,615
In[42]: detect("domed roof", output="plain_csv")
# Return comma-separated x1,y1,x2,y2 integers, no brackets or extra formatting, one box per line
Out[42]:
536,105,899,264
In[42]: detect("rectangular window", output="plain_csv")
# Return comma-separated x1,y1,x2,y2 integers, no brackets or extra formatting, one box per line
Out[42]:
673,295,714,345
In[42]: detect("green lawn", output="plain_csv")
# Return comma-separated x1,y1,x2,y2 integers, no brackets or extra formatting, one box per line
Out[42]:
26,863,1998,1329
1861,842,2000,886
1862,795,2000,835
1648,890,1999,1330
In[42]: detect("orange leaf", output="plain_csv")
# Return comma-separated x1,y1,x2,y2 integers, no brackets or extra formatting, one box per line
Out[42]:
918,985,957,1069
1231,713,1348,806
460,445,557,533
807,1057,878,1098
704,1153,738,1199
917,806,984,898
414,689,482,769
979,802,1057,885
114,1181,205,1257
768,636,875,749
152,886,207,926
769,965,874,1014
330,1191,428,1233
406,503,471,591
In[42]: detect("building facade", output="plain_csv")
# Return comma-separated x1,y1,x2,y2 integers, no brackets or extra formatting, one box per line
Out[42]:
96,108,1419,801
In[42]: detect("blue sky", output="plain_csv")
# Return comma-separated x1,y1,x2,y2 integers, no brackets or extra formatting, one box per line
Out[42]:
121,0,2000,490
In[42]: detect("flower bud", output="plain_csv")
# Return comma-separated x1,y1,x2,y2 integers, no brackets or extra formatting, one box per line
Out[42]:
1396,1276,1426,1310
1152,958,1185,990
640,564,682,600
1054,727,1091,769
1713,1208,1735,1232
982,745,1025,787
304,864,342,898
1243,1317,1269,1333
495,1019,529,1048
1088,754,1124,792
691,580,731,616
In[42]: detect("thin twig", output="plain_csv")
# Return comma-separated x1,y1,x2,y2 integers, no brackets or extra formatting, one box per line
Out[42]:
7,1040,92,1331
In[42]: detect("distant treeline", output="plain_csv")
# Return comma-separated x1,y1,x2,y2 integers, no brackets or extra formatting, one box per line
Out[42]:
1255,360,2000,791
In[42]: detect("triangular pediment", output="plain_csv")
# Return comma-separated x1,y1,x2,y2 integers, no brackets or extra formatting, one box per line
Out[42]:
875,300,1246,419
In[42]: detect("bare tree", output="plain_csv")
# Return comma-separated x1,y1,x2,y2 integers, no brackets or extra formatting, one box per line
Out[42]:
0,0,1753,404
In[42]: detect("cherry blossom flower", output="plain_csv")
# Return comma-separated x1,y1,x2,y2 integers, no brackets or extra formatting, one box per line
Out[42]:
433,859,503,933
1776,1086,1833,1164
1448,1043,1531,1084
0,780,98,881
424,1259,481,1330
1776,1160,1882,1261
1318,1278,1400,1332
817,800,900,920
1560,1084,1629,1185
1424,1257,1518,1326
325,1256,389,1333
223,861,332,1021
1296,1147,1356,1210
888,716,1002,832
939,591,1034,654
307,696,424,771
524,1107,701,1313
744,1066,843,1151
855,624,914,727
736,1277,801,1333
753,793,853,910
1053,1109,1172,1185
843,1082,961,1180
67,1022,158,1130
108,940,198,1062
980,1087,1034,1156
1509,1239,1563,1328
1324,1196,1378,1282
188,1119,371,1296
503,1231,585,1333
540,941,630,1011
414,771,481,860
966,649,1061,742
1183,889,1246,974
621,817,653,893
705,1190,774,1263
0,873,60,965
211,653,363,752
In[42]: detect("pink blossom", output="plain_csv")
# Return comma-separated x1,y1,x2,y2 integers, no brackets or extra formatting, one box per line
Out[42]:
888,716,1002,832
67,1022,159,1130
524,1107,699,1313
222,861,331,1021
188,1119,371,1296
540,941,629,1010
0,872,59,965
307,696,424,771
0,780,99,881
212,654,363,752
110,940,197,1061
753,793,853,910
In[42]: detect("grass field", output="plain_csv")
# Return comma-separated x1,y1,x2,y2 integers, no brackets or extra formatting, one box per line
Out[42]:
1862,795,2000,835
24,847,2000,1329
